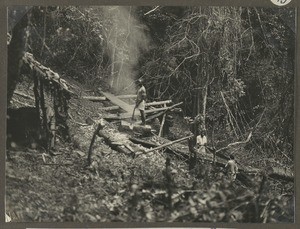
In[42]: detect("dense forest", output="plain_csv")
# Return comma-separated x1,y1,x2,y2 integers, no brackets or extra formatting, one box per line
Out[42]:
6,6,295,223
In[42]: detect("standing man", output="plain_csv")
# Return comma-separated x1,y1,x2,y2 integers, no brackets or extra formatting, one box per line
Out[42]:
225,155,239,181
135,79,147,125
196,130,207,154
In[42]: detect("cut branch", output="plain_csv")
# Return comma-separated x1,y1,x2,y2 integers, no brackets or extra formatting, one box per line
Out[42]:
144,135,193,154
144,6,160,15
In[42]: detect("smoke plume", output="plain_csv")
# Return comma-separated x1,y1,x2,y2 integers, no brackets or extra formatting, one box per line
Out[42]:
102,6,150,94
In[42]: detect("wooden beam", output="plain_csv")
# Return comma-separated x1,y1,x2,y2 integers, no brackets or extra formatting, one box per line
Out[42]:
145,107,169,114
116,94,137,99
137,102,183,124
82,96,107,102
102,92,135,113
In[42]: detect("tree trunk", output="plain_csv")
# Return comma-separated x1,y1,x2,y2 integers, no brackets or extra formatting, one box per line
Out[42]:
7,11,28,104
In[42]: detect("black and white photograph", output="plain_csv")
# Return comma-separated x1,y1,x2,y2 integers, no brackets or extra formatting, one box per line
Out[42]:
5,4,295,224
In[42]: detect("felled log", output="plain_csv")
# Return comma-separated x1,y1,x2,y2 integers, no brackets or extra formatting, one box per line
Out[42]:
87,123,134,165
97,130,133,156
146,100,172,107
82,96,107,102
99,105,120,111
119,120,152,136
268,166,294,182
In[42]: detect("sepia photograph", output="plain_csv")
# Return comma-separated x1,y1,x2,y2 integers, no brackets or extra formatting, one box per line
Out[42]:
5,4,295,224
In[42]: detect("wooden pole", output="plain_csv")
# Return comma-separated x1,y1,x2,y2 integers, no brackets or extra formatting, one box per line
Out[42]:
158,104,167,137
87,123,103,166
144,135,193,154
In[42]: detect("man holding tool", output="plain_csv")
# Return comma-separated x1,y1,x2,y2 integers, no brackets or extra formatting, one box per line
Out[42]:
133,79,147,125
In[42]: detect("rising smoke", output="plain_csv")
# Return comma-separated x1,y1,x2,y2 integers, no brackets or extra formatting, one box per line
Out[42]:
102,6,150,93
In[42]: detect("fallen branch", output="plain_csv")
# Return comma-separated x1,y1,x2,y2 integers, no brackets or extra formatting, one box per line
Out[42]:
216,132,252,154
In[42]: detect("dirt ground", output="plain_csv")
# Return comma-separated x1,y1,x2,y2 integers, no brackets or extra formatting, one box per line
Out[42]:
5,80,294,223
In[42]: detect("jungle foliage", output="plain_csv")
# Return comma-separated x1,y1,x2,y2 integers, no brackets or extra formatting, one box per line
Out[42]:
6,5,295,223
